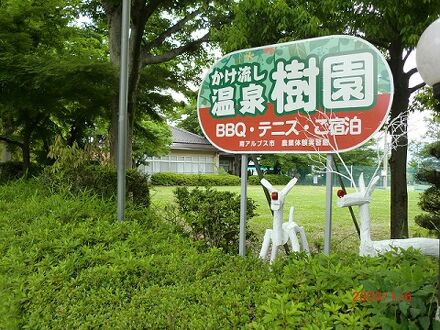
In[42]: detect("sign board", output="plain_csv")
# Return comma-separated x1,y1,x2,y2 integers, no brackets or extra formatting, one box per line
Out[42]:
197,35,394,153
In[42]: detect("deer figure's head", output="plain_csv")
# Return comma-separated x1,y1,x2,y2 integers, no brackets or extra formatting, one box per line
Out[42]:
337,173,380,208
260,177,298,211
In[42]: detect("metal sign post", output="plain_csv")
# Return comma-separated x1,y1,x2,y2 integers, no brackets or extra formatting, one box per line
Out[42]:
324,154,333,255
117,0,131,222
239,154,248,256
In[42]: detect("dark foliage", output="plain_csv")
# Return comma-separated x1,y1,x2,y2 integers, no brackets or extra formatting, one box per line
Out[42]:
415,141,440,232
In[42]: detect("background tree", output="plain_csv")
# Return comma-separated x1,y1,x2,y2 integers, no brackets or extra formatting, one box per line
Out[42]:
348,0,440,238
216,0,440,238
410,87,440,141
336,140,378,167
259,154,310,177
0,0,115,172
415,141,440,232
175,96,204,136
177,106,204,136
82,0,233,167
411,87,440,232
132,121,172,167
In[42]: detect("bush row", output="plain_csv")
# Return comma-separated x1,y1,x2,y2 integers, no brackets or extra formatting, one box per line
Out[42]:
151,172,293,186
254,249,439,329
247,174,292,185
0,180,269,329
150,172,240,186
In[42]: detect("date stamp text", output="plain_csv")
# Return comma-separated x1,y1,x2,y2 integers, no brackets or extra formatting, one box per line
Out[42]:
352,291,411,302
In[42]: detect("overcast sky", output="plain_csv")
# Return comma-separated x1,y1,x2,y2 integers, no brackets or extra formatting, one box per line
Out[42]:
406,50,435,144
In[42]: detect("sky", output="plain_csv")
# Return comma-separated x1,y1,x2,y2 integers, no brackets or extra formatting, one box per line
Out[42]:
406,51,435,144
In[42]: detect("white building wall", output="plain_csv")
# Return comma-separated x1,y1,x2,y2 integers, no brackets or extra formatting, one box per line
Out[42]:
139,150,219,175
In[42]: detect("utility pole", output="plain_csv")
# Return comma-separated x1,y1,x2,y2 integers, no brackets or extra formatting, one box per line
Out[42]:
117,0,131,221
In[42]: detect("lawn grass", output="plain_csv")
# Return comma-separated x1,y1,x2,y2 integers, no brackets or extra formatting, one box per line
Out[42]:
150,184,429,254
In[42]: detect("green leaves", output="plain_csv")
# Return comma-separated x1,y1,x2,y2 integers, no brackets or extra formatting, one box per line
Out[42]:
151,173,241,186
0,0,115,169
251,250,438,329
1,179,438,328
173,186,257,253
41,138,150,206
0,180,269,328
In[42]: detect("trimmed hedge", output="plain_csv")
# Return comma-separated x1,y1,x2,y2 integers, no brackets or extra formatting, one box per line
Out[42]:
0,180,269,329
0,161,23,183
150,172,240,186
151,172,293,186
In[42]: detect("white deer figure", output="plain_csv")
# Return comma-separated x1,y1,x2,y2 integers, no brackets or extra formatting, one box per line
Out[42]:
259,178,310,262
337,173,439,258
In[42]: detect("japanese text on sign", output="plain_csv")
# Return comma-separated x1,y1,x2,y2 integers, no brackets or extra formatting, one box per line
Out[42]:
210,51,375,118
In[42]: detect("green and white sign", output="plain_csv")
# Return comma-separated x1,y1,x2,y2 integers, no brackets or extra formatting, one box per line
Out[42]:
197,35,394,153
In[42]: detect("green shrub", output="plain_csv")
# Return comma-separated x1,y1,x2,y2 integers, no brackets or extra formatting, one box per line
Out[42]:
0,180,269,329
40,137,150,207
150,172,293,186
1,180,438,329
173,186,257,253
251,248,439,329
415,185,440,231
248,174,293,185
41,164,150,207
415,141,440,232
151,172,240,186
0,161,23,183
0,161,42,183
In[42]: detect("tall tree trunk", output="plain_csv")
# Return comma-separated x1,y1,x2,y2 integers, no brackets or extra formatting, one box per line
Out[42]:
106,2,123,166
389,110,409,238
388,40,410,239
110,96,119,165
106,1,144,169
234,155,241,176
103,0,209,168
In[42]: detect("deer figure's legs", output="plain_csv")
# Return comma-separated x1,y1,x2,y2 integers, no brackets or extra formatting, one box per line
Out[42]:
270,239,278,263
295,226,310,254
283,225,310,254
287,229,301,252
259,206,311,262
258,229,284,263
259,226,310,261
283,207,310,254
259,229,273,260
